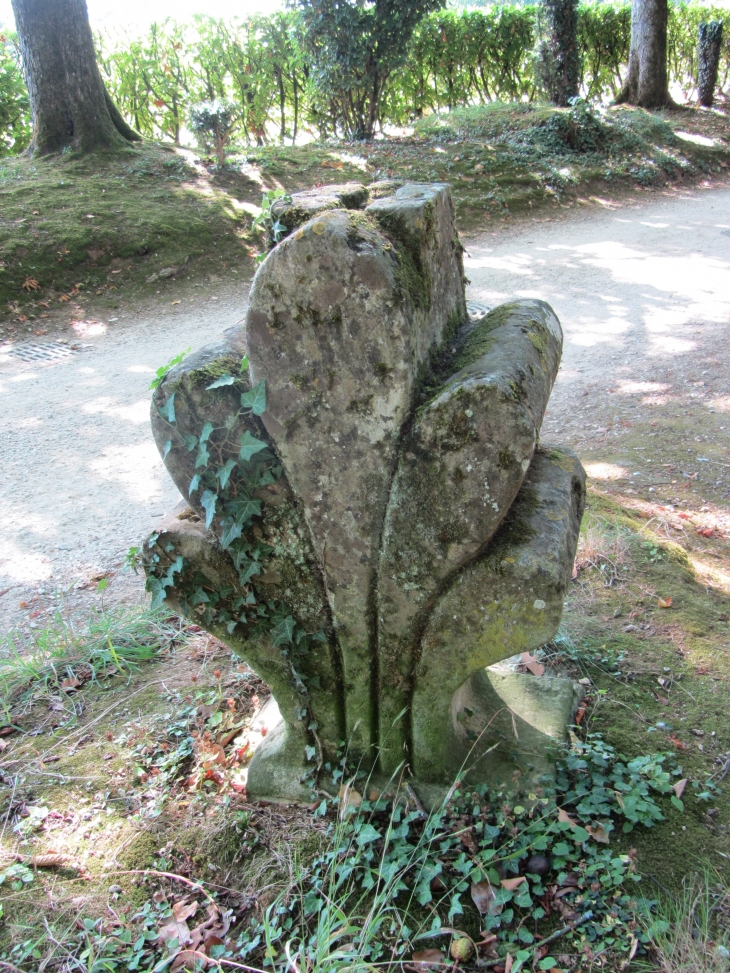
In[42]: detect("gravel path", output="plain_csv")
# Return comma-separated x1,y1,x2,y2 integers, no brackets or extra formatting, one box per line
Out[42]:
3,185,729,634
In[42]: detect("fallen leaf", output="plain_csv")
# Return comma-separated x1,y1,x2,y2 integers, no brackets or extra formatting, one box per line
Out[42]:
158,915,192,947
585,824,610,844
60,676,81,692
500,876,526,891
668,735,686,750
658,597,673,608
697,527,714,538
173,899,200,923
673,778,688,799
521,652,545,677
574,705,586,726
22,277,40,292
470,880,501,915
28,853,80,871
171,300,181,305
410,949,445,970
558,807,578,827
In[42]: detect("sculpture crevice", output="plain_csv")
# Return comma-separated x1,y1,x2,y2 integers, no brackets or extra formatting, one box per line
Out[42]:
144,181,586,803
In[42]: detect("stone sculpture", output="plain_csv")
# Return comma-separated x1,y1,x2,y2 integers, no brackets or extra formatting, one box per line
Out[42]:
144,182,586,803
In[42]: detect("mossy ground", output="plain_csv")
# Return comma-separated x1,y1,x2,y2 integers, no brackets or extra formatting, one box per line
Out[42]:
554,489,730,894
3,102,730,334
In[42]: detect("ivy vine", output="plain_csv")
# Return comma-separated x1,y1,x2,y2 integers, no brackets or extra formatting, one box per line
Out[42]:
136,350,330,772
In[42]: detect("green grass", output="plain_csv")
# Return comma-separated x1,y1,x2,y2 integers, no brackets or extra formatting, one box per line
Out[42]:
0,602,188,724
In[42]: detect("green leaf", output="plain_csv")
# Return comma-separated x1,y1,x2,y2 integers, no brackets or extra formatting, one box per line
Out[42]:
228,496,262,525
195,444,210,469
206,374,236,390
271,615,296,646
149,347,190,390
200,421,214,443
241,380,266,415
162,439,172,460
355,823,381,846
670,795,684,812
189,474,201,495
240,355,249,372
239,430,268,462
200,490,218,529
217,458,237,489
157,393,176,424
538,958,557,970
183,434,198,451
220,519,243,549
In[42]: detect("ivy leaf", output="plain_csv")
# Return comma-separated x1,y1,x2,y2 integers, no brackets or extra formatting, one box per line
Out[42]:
305,745,317,762
200,490,218,529
271,615,296,646
206,374,236,390
220,519,243,549
200,422,214,443
146,576,167,611
241,380,266,415
239,430,268,462
228,497,262,526
355,823,380,847
189,474,201,495
217,459,237,489
183,434,198,451
162,439,172,460
156,393,176,424
195,444,210,469
240,354,249,372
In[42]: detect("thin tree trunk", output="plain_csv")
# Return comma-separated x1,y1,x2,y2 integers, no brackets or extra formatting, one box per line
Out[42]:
616,0,675,108
11,0,141,155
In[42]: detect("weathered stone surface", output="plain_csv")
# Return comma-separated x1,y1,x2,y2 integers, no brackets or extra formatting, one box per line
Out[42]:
147,336,345,757
271,183,370,237
409,446,586,782
143,182,586,802
376,300,563,769
245,186,465,754
450,666,583,789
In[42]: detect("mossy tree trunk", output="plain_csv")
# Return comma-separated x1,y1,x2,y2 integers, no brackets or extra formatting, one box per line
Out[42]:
616,0,675,108
11,0,141,156
542,0,580,107
698,21,723,108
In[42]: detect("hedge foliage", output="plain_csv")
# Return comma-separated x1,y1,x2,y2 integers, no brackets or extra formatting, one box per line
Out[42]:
2,2,730,155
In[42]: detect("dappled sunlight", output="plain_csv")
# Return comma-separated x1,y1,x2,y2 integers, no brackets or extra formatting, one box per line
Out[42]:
88,442,171,504
584,462,629,481
0,542,53,584
688,555,730,595
82,396,151,424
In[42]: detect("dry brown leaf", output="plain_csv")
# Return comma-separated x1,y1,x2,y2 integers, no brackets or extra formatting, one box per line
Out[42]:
173,899,200,924
28,853,79,871
500,876,526,891
504,954,513,973
60,676,81,692
558,807,578,828
521,652,545,676
470,880,502,916
410,949,445,969
157,915,192,947
658,597,673,609
586,823,610,844
673,778,688,799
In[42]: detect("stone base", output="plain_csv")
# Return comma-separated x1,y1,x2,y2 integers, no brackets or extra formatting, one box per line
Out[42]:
245,664,583,806
447,664,583,793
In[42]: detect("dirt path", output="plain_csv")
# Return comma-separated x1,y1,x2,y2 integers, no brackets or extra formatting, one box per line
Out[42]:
3,184,730,634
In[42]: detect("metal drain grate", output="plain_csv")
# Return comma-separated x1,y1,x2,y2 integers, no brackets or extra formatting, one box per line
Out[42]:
466,300,492,321
6,341,80,364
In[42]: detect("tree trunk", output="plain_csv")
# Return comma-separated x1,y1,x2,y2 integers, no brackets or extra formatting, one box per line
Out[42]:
616,0,674,108
542,0,580,106
698,21,723,108
11,0,141,155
